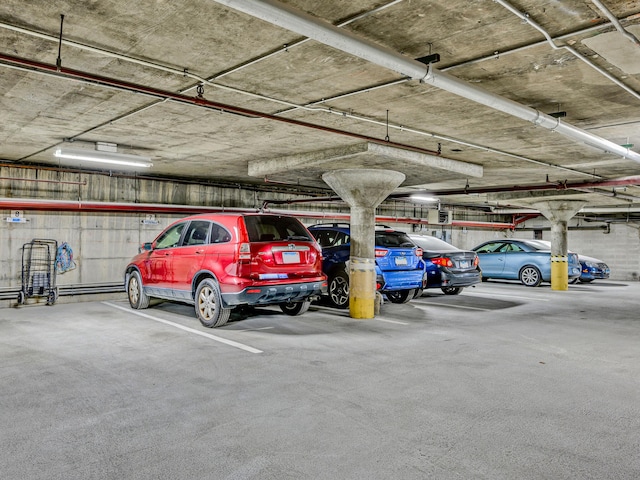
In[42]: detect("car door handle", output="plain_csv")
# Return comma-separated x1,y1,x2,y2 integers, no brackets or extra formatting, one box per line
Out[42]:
195,249,205,254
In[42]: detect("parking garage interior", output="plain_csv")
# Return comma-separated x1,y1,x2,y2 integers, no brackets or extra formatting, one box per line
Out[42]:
2,0,640,478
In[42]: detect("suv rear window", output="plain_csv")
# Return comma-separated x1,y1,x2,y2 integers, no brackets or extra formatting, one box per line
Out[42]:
244,215,312,242
374,231,415,248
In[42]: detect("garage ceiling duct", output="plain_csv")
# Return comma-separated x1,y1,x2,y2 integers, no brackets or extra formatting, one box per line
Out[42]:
212,0,640,164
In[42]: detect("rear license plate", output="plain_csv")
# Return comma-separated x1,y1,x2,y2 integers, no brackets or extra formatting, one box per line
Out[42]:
395,257,408,266
282,251,300,264
459,260,470,268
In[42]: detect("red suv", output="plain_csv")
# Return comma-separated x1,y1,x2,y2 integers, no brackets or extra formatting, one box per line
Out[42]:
124,213,326,327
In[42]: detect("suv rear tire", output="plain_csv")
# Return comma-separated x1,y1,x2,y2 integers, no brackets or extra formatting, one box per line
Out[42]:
328,270,349,309
387,289,415,304
280,300,311,316
441,287,462,295
195,278,232,327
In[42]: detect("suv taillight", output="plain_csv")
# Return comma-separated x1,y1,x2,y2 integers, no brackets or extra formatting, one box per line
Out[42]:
375,248,388,257
415,247,423,257
236,243,253,278
238,243,251,262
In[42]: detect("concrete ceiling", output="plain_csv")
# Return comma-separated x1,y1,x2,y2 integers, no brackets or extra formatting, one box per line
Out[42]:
2,0,640,218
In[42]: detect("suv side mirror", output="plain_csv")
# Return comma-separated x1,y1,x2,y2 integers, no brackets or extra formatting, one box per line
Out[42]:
139,242,153,253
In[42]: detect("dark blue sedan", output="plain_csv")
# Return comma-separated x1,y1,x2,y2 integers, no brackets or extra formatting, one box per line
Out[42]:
573,255,611,283
409,234,481,295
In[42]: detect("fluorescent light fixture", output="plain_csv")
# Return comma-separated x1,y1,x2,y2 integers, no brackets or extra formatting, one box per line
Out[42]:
54,147,153,168
411,194,439,203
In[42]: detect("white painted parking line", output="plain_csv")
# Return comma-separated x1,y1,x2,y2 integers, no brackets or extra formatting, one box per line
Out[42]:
374,317,410,325
235,326,275,332
413,303,491,312
103,302,263,354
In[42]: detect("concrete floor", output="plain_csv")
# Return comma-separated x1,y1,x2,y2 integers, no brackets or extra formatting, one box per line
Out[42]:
1,280,639,480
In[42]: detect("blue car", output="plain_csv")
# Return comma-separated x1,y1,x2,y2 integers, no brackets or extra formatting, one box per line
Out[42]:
308,224,426,308
472,238,581,287
573,255,611,283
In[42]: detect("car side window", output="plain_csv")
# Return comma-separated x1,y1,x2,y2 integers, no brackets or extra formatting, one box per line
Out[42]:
476,242,500,253
334,232,349,246
183,221,210,246
509,244,524,252
497,243,511,253
211,223,232,243
312,231,333,248
155,223,185,249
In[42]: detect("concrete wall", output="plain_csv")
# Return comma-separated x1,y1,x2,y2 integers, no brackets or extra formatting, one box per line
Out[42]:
0,166,351,296
2,167,638,301
0,210,175,289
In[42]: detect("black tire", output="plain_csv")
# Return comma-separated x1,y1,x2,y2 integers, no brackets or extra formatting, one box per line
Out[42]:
441,286,462,295
128,271,150,309
413,288,424,299
387,289,416,304
195,278,231,328
328,270,349,309
46,288,58,306
570,277,579,284
17,291,25,305
280,299,311,316
519,266,542,287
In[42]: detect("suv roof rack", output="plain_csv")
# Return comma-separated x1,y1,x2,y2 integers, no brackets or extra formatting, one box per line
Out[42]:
311,222,350,228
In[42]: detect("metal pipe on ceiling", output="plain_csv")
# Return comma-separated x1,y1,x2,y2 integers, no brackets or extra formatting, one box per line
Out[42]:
589,0,640,46
262,176,640,206
423,176,640,197
0,12,627,180
211,0,640,164
493,0,640,103
0,52,441,159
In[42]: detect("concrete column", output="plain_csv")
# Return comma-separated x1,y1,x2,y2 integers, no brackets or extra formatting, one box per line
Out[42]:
530,199,585,291
322,169,405,319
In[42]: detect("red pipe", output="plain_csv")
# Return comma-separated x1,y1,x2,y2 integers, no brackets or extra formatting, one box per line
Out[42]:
419,176,640,197
0,198,515,229
0,52,441,159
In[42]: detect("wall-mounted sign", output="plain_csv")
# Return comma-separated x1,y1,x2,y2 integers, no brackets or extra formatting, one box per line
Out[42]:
5,210,28,223
140,214,159,225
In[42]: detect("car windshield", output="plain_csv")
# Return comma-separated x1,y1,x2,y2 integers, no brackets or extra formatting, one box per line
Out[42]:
244,215,312,242
375,231,415,248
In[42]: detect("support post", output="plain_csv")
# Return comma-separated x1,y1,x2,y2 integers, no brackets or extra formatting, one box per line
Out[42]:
530,199,585,291
322,169,405,318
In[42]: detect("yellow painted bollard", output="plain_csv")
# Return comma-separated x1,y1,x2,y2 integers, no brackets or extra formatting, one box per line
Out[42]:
551,255,569,291
349,257,376,319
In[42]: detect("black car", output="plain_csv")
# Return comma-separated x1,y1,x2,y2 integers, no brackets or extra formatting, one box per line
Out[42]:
409,234,482,295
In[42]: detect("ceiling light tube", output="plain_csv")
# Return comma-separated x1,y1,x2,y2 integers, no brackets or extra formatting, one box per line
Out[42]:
54,147,153,168
411,194,439,203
